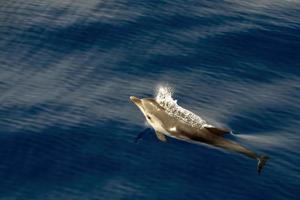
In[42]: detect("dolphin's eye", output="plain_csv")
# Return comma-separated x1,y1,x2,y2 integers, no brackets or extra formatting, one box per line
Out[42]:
147,115,151,120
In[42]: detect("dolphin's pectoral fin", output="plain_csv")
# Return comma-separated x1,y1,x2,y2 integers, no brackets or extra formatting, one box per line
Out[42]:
205,127,230,136
155,131,167,142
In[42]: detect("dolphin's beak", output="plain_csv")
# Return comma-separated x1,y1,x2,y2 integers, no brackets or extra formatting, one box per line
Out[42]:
130,96,142,106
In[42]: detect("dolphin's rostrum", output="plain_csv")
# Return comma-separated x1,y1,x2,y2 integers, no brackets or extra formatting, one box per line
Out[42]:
130,87,269,174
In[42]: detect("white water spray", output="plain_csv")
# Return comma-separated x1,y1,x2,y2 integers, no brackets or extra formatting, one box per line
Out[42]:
155,86,213,129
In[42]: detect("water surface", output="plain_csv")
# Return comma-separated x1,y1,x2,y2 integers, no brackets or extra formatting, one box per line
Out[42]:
0,0,299,199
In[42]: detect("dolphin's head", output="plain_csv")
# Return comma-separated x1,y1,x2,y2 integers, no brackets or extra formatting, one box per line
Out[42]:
130,96,163,123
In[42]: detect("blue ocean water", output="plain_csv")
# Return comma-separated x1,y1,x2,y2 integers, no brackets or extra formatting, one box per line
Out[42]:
0,0,299,199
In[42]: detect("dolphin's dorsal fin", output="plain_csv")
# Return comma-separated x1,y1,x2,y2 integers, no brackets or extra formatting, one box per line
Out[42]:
155,131,167,142
205,127,230,136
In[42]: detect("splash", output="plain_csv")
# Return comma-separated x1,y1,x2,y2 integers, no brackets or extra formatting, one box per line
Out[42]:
155,86,213,129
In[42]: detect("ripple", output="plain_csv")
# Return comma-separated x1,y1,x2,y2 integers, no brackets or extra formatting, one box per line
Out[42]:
0,0,299,199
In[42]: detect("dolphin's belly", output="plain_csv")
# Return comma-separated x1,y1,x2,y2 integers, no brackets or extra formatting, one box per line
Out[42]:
147,118,182,140
163,130,182,139
146,117,169,135
146,112,211,142
150,123,164,133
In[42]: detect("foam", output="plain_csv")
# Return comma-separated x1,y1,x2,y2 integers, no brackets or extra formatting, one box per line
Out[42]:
155,86,213,128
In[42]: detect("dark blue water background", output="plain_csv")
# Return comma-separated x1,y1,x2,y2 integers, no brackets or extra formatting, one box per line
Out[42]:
0,0,299,199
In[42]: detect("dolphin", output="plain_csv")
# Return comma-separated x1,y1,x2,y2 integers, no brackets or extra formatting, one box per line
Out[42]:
130,95,269,174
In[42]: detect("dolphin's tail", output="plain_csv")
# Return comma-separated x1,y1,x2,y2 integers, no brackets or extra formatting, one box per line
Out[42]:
257,155,269,175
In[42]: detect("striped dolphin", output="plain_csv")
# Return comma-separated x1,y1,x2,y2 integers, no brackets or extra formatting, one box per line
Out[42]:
130,87,269,174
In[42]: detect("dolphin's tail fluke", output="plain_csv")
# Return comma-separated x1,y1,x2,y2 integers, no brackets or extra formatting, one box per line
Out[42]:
257,155,269,175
